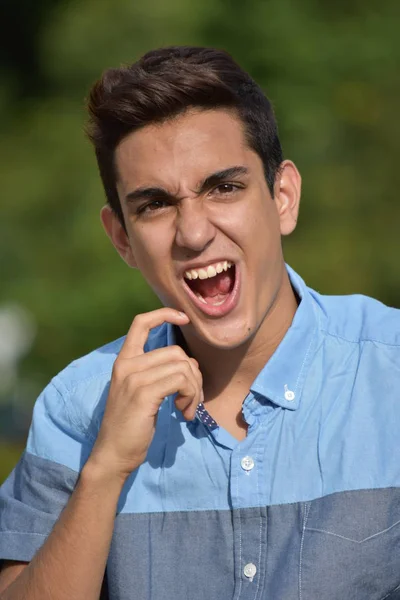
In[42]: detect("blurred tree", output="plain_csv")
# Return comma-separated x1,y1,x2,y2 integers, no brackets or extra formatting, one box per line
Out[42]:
0,0,399,434
0,0,65,99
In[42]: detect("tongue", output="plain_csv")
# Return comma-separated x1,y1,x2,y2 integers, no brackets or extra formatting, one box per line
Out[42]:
192,270,234,299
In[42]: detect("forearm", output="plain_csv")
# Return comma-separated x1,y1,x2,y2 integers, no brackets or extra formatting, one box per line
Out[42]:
1,462,124,600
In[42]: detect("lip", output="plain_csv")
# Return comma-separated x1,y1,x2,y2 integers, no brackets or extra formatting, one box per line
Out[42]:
181,263,241,318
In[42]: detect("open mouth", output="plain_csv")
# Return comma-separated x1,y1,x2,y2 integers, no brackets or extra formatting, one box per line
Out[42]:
182,261,239,317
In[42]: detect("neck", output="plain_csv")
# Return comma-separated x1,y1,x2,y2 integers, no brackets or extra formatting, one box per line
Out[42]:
180,269,299,403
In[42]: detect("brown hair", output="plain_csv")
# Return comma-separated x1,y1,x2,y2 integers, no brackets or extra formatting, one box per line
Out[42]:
86,46,283,228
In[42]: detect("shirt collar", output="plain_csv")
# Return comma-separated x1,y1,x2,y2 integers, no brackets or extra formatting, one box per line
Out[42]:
249,264,320,411
165,264,320,412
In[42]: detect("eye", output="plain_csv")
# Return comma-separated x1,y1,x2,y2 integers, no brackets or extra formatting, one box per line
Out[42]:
137,199,169,214
212,183,241,196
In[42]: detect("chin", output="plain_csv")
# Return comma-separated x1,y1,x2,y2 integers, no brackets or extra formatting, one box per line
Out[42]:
187,315,256,350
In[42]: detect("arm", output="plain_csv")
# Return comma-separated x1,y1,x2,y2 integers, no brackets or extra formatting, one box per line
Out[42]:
0,308,201,600
0,464,121,600
0,564,27,595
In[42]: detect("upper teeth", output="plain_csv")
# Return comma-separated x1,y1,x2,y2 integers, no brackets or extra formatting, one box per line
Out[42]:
184,261,233,280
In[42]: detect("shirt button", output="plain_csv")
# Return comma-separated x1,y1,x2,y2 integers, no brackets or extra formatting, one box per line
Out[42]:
241,456,255,471
284,389,295,401
243,563,257,579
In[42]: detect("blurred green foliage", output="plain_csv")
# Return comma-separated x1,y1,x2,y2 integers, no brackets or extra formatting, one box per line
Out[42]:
0,443,24,484
1,0,400,474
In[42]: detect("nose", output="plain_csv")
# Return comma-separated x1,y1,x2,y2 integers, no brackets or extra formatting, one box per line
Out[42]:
174,199,216,253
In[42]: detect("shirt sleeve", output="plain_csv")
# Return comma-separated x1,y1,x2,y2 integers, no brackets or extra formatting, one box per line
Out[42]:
0,379,92,563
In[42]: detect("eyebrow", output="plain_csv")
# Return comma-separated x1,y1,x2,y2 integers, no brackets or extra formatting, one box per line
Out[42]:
125,165,249,204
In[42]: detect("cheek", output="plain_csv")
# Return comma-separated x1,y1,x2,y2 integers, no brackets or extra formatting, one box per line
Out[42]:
252,199,281,241
129,225,174,289
218,196,280,252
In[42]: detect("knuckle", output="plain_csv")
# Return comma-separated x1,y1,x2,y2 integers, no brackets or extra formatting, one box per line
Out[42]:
189,356,198,367
170,345,186,360
179,360,192,374
176,371,187,385
112,360,125,380
132,313,145,326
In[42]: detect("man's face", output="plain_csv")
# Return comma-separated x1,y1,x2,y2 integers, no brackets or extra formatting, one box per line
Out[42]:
106,108,300,349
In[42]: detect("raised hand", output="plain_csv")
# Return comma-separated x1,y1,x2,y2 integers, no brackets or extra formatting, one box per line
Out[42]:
88,308,202,483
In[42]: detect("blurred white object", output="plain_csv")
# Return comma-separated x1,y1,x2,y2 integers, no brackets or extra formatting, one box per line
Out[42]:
0,304,36,394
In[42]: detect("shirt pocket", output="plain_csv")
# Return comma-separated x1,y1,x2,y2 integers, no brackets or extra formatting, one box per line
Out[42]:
299,488,400,600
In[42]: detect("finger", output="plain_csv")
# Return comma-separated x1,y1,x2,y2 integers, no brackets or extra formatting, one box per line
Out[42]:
126,360,198,391
174,360,202,419
180,403,198,421
119,308,189,360
188,358,202,390
175,390,199,419
118,345,191,375
177,385,201,420
186,358,203,411
137,371,197,413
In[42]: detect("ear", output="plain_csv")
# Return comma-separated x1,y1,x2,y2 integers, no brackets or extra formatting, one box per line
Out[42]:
273,160,301,236
100,205,137,268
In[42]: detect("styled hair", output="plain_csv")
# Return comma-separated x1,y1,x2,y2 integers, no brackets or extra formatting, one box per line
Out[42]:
86,46,283,227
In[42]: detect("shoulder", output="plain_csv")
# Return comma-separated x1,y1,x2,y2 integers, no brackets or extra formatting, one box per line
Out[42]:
54,322,170,393
306,290,400,493
309,288,400,347
40,323,170,439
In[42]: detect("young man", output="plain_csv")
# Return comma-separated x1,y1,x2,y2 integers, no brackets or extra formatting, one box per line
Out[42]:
0,46,399,600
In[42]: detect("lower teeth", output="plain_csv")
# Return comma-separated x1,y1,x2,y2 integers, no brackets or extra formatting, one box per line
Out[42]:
195,293,207,305
211,299,225,306
195,293,226,306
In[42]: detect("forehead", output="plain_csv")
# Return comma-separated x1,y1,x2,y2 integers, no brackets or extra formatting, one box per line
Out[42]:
115,109,256,194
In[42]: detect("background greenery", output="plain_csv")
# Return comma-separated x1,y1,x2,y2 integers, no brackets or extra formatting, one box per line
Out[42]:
1,0,399,479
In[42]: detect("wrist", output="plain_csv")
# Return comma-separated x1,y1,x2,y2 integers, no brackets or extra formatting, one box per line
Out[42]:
81,455,128,494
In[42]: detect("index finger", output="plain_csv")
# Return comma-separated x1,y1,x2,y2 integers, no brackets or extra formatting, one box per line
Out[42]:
118,307,189,359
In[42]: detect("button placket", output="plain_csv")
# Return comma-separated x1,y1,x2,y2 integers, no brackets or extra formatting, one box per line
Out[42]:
231,439,267,598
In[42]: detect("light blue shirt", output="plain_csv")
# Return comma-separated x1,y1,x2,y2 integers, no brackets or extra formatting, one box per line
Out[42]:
1,265,400,599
